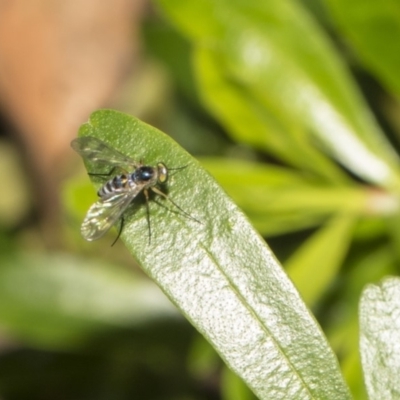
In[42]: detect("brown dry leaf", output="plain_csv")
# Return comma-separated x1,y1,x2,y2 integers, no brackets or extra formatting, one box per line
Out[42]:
0,0,146,242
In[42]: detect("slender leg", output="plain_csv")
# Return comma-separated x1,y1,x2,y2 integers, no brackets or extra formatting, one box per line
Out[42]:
151,187,201,224
144,189,152,244
111,217,124,247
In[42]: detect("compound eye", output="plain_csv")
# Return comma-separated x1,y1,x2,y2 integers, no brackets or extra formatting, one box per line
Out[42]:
157,163,168,183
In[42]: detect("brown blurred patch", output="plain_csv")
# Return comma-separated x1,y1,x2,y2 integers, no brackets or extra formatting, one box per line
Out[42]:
0,0,146,245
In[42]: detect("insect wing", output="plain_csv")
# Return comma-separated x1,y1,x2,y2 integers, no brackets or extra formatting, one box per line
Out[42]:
71,136,138,169
81,186,142,241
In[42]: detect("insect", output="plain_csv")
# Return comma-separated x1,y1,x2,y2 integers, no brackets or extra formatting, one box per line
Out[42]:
71,136,197,245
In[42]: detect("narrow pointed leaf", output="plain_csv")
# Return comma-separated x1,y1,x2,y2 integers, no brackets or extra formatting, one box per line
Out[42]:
194,48,347,183
201,158,367,236
323,0,400,97
76,110,351,399
0,252,176,348
156,0,400,188
286,214,356,306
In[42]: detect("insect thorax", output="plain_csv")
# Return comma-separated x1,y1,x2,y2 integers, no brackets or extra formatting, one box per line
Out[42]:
133,166,155,182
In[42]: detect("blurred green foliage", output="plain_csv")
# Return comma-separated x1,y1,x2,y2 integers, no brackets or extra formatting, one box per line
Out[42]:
1,0,400,399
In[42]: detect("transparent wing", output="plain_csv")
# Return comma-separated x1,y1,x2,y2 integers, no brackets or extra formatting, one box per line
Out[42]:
71,136,138,169
81,184,144,241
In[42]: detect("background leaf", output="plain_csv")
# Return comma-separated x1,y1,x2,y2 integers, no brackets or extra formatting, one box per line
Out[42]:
359,277,400,400
286,213,356,306
323,0,400,98
201,158,370,236
156,0,400,188
0,252,177,348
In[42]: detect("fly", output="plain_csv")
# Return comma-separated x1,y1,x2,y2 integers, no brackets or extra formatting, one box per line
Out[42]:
71,136,198,245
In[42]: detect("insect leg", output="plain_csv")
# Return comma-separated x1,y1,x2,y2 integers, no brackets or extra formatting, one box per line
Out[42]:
151,187,201,224
111,217,124,247
168,165,188,177
143,189,152,244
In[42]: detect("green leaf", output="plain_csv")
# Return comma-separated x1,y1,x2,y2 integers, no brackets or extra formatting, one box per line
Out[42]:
327,244,397,399
201,158,369,236
143,21,200,105
359,277,400,400
0,140,31,228
0,252,176,348
323,0,400,97
221,367,258,400
156,0,400,188
286,214,356,306
76,109,351,399
194,47,348,184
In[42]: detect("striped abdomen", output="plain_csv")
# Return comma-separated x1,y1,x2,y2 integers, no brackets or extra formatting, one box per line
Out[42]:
97,174,134,197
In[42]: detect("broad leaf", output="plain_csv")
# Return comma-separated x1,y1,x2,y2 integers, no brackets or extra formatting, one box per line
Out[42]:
76,109,351,399
359,277,400,400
